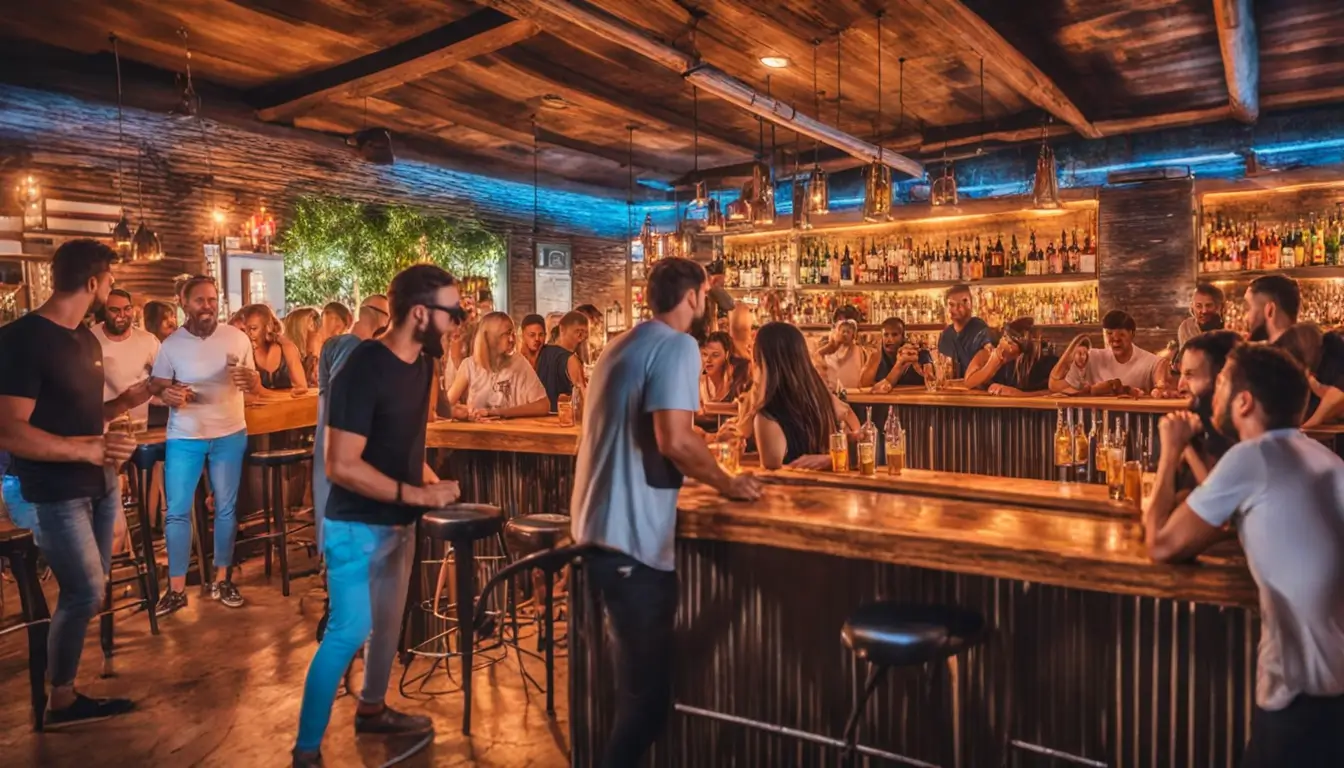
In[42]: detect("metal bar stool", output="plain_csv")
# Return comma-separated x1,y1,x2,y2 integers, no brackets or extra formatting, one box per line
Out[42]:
413,503,504,735
839,600,987,768
242,448,313,596
495,513,572,715
0,527,51,731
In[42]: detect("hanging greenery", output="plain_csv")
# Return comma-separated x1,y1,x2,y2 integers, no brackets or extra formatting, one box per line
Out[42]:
278,195,506,307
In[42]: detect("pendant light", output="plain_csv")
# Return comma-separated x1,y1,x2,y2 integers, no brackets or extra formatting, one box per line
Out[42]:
862,12,892,223
627,125,641,258
109,35,133,251
704,197,725,232
725,185,751,223
690,87,708,208
1032,117,1062,209
792,113,810,230
805,39,830,216
532,117,540,234
129,143,163,261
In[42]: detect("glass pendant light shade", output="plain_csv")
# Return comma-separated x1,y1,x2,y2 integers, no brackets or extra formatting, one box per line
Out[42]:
131,220,163,261
806,168,830,216
751,163,775,225
112,212,133,249
692,180,709,208
862,162,892,222
1032,142,1062,209
725,184,751,222
704,198,725,232
931,164,959,207
792,178,812,230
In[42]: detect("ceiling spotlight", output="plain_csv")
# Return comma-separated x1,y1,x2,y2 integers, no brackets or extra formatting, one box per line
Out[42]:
759,56,790,69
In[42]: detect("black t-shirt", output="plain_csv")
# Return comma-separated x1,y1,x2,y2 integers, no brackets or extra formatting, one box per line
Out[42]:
1310,332,1344,417
0,313,109,502
874,349,931,386
991,353,1060,392
325,340,434,526
536,344,575,411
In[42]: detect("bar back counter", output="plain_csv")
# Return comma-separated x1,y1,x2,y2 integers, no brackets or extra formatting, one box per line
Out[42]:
425,396,1263,768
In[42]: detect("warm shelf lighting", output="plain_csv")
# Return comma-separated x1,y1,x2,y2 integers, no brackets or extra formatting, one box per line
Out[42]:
759,56,790,69
1201,179,1344,201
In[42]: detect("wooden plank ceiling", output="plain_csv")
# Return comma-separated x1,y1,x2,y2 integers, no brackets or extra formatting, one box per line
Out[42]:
2,0,1343,192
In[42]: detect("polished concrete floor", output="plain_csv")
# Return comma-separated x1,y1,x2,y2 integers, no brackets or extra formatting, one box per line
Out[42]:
0,567,570,768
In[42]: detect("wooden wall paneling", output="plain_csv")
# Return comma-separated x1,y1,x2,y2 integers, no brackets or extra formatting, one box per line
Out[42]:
508,231,626,318
1098,178,1197,348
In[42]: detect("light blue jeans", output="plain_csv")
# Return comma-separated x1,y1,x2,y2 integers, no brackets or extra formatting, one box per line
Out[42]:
31,468,120,687
1,474,40,545
312,396,330,552
295,518,416,752
164,429,248,580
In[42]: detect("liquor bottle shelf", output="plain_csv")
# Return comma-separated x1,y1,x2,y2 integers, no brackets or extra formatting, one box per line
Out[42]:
726,272,1097,294
1199,265,1344,281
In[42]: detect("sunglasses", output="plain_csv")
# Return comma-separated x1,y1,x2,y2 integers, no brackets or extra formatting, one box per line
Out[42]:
425,303,468,325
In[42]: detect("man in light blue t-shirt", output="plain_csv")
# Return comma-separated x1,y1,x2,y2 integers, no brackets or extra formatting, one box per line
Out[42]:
1144,344,1344,767
571,257,762,767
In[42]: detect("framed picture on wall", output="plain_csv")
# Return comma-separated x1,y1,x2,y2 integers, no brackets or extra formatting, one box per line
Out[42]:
536,242,571,271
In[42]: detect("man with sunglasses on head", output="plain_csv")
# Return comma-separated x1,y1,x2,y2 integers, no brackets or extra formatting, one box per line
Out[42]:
149,275,261,616
293,266,464,767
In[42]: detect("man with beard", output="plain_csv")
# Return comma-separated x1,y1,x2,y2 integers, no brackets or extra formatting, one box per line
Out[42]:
94,288,159,425
149,275,260,615
292,265,464,767
1177,282,1225,348
861,317,929,393
936,283,991,378
1143,345,1344,767
0,239,138,725
1246,275,1344,419
572,257,762,768
1174,330,1242,483
518,313,546,370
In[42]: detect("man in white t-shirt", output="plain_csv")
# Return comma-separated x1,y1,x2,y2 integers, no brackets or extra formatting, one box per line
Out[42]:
1050,310,1157,395
1143,344,1344,766
94,289,159,424
148,276,260,616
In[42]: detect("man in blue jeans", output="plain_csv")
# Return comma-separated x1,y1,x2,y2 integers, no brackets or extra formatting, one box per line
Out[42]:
149,275,260,615
0,239,138,726
293,265,465,767
571,257,762,767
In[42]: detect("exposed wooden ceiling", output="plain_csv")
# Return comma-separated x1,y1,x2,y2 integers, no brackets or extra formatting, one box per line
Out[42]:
2,0,1343,193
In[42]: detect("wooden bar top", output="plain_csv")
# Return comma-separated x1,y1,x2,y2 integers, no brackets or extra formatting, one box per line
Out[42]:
426,416,579,454
135,392,318,444
676,481,1256,608
846,386,1186,414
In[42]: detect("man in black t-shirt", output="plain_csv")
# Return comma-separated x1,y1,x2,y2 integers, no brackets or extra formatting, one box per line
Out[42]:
861,317,931,392
536,310,590,410
293,264,466,767
0,239,137,726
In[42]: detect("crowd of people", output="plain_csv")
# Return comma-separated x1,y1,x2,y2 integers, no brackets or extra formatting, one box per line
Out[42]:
0,240,1341,766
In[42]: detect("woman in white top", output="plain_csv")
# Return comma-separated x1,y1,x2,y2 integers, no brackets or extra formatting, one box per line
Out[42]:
445,312,549,420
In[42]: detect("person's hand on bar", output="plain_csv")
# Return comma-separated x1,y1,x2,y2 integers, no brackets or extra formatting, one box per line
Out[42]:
450,403,471,421
787,454,834,471
871,380,893,394
722,472,762,501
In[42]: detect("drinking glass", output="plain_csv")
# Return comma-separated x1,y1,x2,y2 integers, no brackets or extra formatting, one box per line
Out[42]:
557,399,575,427
710,441,739,474
829,431,850,473
1106,446,1126,500
885,432,906,476
1123,460,1142,504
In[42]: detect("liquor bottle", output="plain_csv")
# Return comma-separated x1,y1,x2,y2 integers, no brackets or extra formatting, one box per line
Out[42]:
1046,238,1061,275
1029,230,1041,276
1281,224,1297,269
973,236,985,281
1009,234,1023,276
1072,409,1088,465
990,234,1004,278
1054,407,1073,467
883,408,905,476
1247,223,1262,271
1065,229,1079,273
840,244,854,286
858,407,877,477
1080,229,1096,274
1327,215,1341,266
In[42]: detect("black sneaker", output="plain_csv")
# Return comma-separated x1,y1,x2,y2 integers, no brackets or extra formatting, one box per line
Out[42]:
354,705,434,736
154,590,187,617
45,693,135,728
212,580,244,608
291,749,324,768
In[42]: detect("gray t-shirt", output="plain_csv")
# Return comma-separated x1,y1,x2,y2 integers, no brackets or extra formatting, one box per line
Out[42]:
570,319,702,571
1187,428,1344,710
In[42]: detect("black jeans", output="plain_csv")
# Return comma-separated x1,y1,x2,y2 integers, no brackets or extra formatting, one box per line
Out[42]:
588,550,678,768
1242,693,1344,768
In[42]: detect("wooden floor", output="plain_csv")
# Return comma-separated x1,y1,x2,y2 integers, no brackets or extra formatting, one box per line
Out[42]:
0,568,571,768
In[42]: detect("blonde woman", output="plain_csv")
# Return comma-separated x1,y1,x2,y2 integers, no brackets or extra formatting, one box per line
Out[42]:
283,306,323,385
444,312,547,420
241,304,308,392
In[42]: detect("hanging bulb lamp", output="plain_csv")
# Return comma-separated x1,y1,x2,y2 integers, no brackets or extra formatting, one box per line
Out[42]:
725,184,751,222
931,164,959,207
131,219,163,261
704,198,725,232
751,161,775,225
692,180,709,209
112,213,133,248
1032,139,1062,209
110,34,133,253
807,168,830,216
862,162,892,222
792,176,811,230
690,86,709,209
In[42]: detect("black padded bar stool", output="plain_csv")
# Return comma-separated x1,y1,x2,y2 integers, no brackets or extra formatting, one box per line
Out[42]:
131,443,167,613
0,528,51,730
499,513,572,715
244,447,313,596
420,503,504,735
839,601,987,768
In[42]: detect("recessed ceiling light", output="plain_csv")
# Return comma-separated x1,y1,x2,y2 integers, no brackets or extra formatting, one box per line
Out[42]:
760,56,790,69
540,94,569,110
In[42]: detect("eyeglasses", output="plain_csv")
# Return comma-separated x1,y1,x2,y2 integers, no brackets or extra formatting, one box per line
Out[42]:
425,303,468,325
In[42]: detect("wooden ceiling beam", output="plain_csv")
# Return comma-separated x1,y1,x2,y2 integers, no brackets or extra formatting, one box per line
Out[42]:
1263,85,1344,112
904,0,1102,140
249,9,538,122
1212,0,1260,123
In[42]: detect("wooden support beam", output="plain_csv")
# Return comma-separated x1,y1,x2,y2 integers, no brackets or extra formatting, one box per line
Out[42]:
1212,0,1259,124
1264,85,1344,112
250,9,538,122
1094,106,1234,137
904,0,1101,140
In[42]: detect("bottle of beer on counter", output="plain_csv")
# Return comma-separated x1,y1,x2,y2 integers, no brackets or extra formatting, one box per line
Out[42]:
1072,408,1089,466
858,407,877,477
884,408,905,476
1054,407,1073,467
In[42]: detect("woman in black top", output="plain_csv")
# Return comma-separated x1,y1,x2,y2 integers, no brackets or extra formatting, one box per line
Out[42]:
964,317,1058,396
747,323,859,469
241,304,308,392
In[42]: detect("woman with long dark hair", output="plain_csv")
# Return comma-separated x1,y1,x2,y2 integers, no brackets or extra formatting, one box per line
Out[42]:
964,317,1058,396
746,322,859,470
